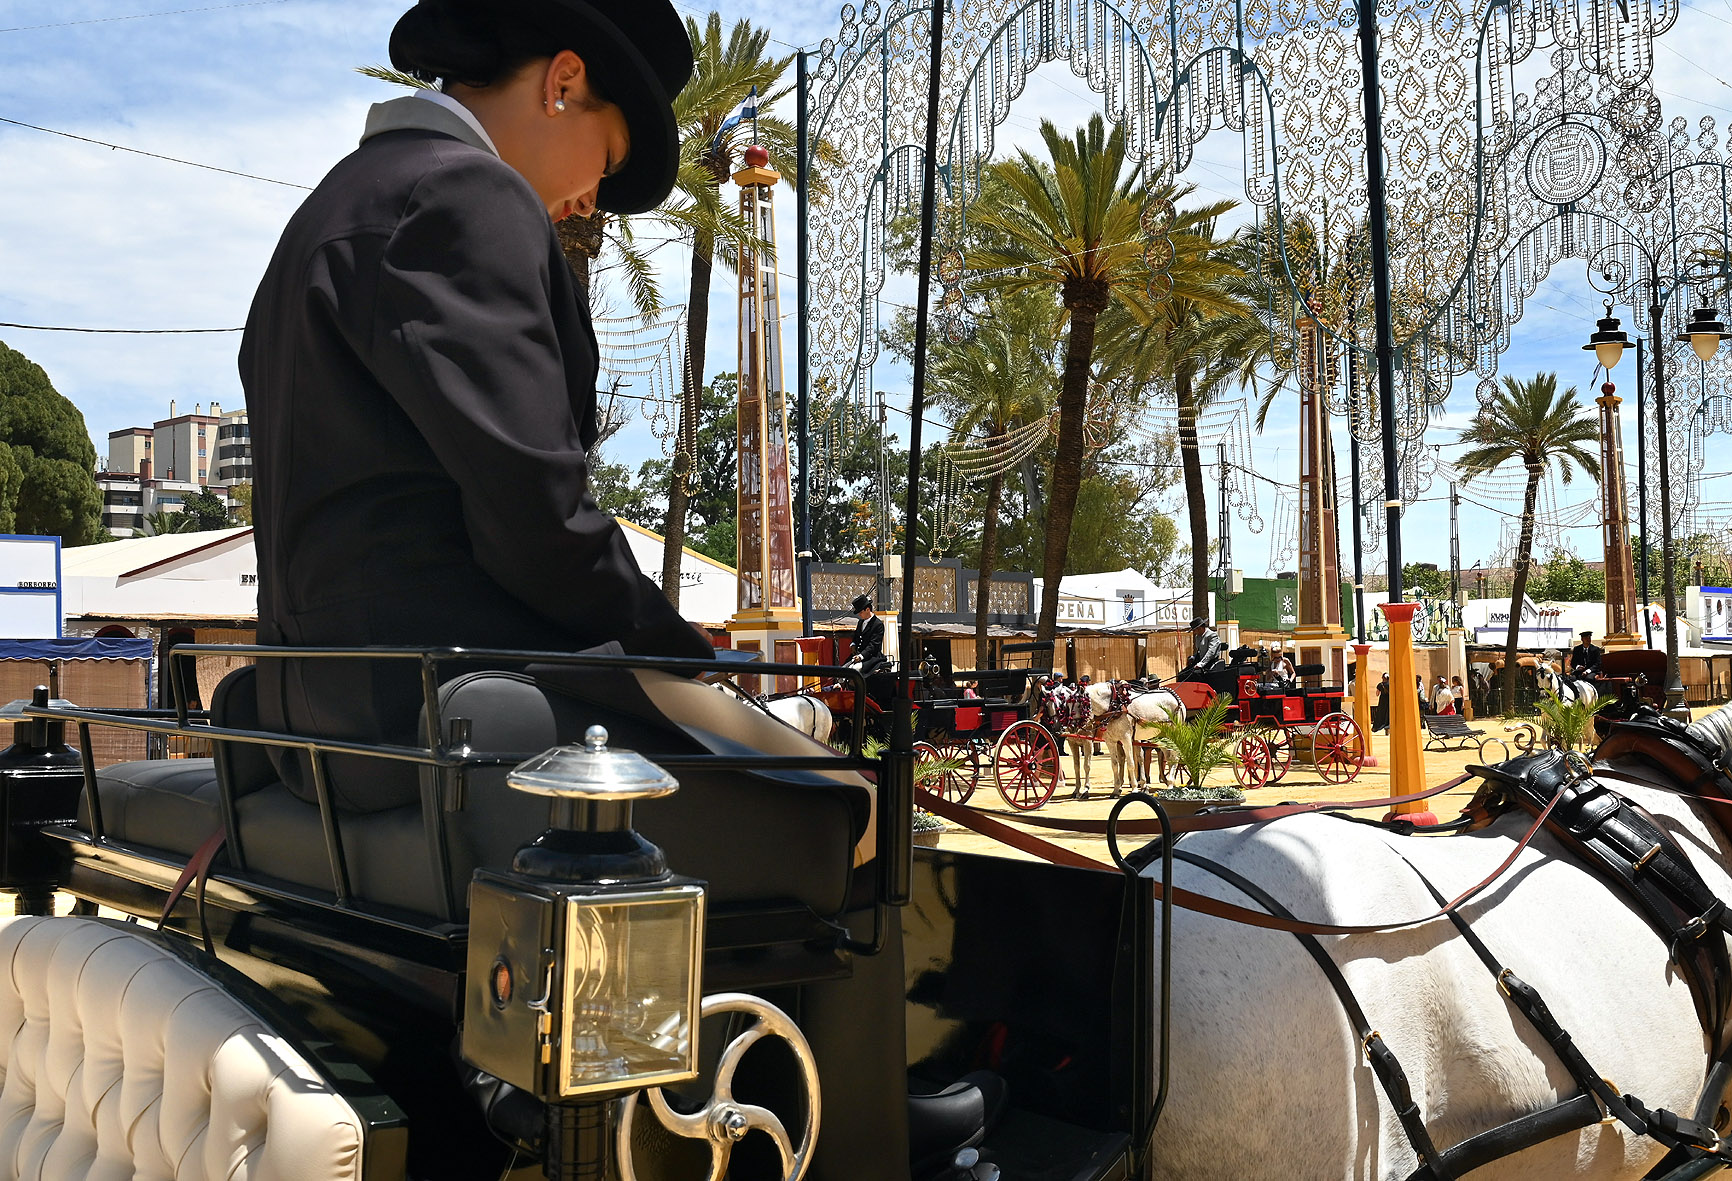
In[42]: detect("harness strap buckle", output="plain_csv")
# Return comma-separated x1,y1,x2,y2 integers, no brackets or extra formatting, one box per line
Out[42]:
1496,968,1514,998
1634,843,1663,871
1597,1078,1623,1127
1361,1029,1379,1062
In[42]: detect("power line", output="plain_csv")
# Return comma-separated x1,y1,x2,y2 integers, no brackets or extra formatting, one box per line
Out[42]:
0,116,312,189
0,321,241,334
0,0,291,34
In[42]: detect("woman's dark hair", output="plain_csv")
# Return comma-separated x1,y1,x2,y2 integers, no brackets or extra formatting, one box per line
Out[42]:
389,0,612,102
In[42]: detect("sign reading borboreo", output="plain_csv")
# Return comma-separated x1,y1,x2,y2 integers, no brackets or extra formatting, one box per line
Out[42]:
0,535,61,639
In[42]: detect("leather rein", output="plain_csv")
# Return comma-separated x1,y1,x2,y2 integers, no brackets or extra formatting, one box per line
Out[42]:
918,762,1732,940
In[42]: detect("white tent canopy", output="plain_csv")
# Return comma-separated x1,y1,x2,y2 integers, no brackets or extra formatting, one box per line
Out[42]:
61,521,744,629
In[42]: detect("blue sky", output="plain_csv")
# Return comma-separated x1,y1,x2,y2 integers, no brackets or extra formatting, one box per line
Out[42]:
3,0,1732,584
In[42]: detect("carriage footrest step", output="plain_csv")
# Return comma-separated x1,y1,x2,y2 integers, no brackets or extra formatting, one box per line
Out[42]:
951,1108,1130,1181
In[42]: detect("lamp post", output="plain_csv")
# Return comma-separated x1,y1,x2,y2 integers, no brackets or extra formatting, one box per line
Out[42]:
1585,284,1732,713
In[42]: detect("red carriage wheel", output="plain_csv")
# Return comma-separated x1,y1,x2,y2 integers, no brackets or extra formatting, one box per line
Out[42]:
1255,723,1293,781
992,721,1060,811
1311,712,1365,784
1233,733,1272,789
914,741,978,805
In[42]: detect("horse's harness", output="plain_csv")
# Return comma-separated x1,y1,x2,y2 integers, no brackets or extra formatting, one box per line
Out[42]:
1170,713,1732,1179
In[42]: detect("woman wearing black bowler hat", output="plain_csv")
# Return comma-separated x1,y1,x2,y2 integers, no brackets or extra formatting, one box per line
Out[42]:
242,0,715,771
240,6,917,1178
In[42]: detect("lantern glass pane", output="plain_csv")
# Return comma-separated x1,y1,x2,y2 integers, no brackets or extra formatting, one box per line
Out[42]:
1595,341,1625,370
559,886,704,1097
1692,333,1720,364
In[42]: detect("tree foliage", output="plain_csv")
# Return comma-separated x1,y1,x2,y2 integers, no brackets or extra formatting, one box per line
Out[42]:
589,373,741,565
180,488,232,531
1527,548,1607,601
1402,562,1450,598
0,342,102,544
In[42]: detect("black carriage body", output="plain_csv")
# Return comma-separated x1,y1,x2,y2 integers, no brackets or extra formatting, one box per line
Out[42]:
12,644,1140,1181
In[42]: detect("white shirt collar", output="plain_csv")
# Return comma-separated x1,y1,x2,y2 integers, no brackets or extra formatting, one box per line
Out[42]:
414,89,499,157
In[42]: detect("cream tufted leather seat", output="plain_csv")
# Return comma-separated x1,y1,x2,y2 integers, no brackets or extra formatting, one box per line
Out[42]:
0,916,376,1181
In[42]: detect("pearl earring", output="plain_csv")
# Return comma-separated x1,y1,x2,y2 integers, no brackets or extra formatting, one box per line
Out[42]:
554,97,567,112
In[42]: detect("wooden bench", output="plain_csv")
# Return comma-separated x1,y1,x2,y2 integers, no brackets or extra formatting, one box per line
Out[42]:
1422,713,1487,752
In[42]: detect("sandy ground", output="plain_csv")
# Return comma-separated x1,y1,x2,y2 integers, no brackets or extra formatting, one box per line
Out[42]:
930,706,1726,864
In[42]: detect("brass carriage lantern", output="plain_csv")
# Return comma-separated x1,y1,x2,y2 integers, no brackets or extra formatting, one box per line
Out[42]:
1678,300,1732,363
1583,301,1631,370
463,726,704,1176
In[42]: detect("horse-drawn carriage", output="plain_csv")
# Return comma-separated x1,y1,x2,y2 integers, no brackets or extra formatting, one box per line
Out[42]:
1165,662,1366,786
805,662,1062,812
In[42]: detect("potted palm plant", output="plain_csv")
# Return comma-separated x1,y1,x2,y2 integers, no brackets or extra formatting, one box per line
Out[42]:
1535,691,1614,751
1147,695,1246,818
865,738,958,846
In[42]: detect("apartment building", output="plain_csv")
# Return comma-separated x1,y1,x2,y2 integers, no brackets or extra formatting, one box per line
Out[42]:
100,400,249,537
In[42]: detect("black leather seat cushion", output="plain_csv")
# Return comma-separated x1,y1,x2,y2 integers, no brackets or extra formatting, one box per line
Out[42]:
83,665,871,923
79,758,225,857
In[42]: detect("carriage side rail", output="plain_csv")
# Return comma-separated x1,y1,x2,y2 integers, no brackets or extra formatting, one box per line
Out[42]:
32,644,888,935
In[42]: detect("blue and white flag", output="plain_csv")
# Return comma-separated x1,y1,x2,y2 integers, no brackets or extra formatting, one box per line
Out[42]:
713,87,758,151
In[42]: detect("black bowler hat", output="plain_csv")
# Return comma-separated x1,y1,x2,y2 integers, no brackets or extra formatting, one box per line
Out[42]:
852,594,873,613
1580,630,1593,638
392,0,692,215
1188,617,1209,629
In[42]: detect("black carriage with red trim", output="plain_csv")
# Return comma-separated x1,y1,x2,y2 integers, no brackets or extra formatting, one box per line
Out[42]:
1168,664,1366,788
908,672,1061,813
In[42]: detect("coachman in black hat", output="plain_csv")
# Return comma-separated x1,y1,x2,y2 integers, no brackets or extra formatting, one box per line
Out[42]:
239,2,920,1177
1184,615,1226,672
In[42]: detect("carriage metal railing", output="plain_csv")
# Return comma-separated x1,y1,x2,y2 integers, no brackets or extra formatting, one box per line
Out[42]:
26,644,897,947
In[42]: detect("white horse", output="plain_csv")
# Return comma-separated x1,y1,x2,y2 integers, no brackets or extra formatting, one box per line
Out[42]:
1539,660,1599,707
764,693,834,746
1145,743,1732,1179
1079,680,1186,796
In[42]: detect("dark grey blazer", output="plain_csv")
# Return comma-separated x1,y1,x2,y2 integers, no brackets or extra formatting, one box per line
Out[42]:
239,98,710,802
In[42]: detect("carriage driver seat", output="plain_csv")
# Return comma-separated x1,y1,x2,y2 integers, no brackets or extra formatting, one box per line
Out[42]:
80,663,910,1181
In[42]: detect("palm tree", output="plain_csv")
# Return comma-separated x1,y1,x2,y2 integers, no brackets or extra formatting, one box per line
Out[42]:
929,293,1057,669
142,509,196,537
1456,373,1601,712
968,116,1240,646
1093,216,1264,621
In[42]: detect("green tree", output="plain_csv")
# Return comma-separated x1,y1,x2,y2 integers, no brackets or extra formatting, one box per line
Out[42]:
180,488,231,531
1457,373,1601,711
0,342,101,544
227,482,253,526
969,116,1233,646
1094,218,1261,621
1527,548,1606,602
589,456,663,529
1402,562,1450,598
636,373,740,565
929,293,1055,668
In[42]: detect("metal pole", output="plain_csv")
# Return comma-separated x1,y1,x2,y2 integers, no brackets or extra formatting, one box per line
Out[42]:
1636,335,1653,648
796,51,815,636
1651,271,1685,709
1348,334,1366,641
887,0,947,909
1218,442,1233,624
1357,0,1404,602
1449,481,1461,617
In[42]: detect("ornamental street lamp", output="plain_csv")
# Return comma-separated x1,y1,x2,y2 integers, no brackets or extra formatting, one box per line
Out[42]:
1585,286,1731,713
